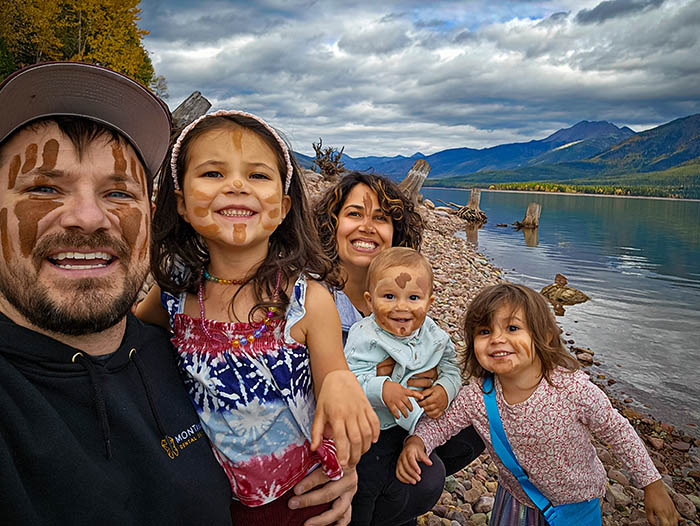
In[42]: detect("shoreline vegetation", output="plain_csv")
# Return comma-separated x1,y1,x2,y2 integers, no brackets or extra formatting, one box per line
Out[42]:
305,171,700,525
426,183,700,200
424,186,700,203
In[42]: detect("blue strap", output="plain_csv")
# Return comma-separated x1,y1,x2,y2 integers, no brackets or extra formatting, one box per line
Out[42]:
482,376,553,513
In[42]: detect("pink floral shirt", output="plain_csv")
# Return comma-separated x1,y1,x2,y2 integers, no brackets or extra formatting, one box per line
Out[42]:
415,368,660,507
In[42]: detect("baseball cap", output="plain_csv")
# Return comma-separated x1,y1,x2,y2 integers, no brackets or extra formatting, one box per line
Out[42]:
0,61,171,177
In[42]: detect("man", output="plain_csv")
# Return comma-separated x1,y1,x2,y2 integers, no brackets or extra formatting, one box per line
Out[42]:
0,62,356,525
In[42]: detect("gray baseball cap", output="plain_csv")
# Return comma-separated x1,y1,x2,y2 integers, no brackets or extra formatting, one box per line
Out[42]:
0,61,171,177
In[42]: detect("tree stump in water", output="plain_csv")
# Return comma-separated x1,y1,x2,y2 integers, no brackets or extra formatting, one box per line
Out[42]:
399,159,430,204
514,202,541,228
467,188,481,210
171,91,212,132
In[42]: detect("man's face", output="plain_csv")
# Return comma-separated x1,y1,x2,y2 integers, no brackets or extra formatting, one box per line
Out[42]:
0,122,151,335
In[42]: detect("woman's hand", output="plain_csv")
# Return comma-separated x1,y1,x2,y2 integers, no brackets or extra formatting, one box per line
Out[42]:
644,479,679,526
417,385,448,418
376,356,395,377
396,435,431,484
311,370,380,468
382,380,424,419
289,466,358,526
406,366,438,389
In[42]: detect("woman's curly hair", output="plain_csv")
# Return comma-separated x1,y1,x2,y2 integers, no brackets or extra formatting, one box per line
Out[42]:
313,171,424,267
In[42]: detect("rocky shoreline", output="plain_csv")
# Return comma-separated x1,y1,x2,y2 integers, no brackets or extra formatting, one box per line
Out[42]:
306,172,700,525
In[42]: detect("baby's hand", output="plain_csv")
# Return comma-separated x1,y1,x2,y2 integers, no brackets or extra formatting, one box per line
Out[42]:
382,381,423,419
311,370,380,469
396,435,431,484
644,479,679,526
417,385,448,418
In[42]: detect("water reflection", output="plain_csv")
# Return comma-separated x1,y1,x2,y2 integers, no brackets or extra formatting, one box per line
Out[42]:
423,187,700,432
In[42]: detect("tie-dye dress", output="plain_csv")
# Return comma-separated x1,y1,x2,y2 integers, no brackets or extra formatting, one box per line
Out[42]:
162,273,342,506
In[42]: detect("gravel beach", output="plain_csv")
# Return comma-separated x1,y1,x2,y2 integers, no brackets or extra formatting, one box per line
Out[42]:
307,171,700,526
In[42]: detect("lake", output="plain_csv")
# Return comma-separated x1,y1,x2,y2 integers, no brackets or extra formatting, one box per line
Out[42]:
422,188,700,435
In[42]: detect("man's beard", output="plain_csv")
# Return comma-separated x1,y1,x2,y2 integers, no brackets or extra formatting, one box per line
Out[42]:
0,231,148,336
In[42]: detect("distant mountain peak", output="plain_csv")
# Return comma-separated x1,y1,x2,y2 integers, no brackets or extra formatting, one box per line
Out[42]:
542,120,634,144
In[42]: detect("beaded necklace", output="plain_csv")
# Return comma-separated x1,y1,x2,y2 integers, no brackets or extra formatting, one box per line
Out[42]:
197,269,280,349
203,269,246,286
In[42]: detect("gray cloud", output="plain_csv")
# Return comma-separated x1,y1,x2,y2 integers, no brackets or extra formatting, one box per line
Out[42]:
575,0,664,24
141,0,700,156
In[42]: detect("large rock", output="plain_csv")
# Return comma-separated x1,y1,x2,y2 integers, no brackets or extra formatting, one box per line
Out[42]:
540,282,590,305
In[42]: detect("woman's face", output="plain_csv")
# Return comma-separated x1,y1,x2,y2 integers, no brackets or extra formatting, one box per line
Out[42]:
336,183,394,272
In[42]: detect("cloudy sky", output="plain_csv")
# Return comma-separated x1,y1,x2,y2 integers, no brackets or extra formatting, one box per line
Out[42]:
140,0,700,157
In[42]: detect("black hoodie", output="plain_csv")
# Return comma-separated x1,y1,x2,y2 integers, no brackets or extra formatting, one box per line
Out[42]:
0,312,232,525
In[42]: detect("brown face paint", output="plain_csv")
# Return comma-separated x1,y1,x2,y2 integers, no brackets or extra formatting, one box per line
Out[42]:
107,207,143,252
39,139,59,171
111,144,127,174
233,180,243,189
362,192,372,216
21,143,38,174
7,155,20,190
191,190,211,200
268,208,280,219
15,200,64,257
0,208,13,261
193,206,209,217
395,272,412,289
233,224,246,243
263,193,281,204
197,224,222,238
416,276,430,294
230,128,243,151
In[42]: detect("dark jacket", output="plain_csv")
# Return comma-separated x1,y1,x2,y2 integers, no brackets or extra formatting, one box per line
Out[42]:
0,312,232,525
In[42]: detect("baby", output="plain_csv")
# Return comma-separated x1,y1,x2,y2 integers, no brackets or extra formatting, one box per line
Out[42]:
344,246,461,523
345,246,461,431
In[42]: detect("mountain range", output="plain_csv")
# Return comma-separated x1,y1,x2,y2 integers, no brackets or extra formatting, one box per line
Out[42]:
296,113,700,198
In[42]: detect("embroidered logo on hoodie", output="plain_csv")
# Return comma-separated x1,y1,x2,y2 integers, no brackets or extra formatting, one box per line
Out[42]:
161,423,205,459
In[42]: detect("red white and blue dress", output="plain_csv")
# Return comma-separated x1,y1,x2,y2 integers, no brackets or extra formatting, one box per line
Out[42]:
162,273,342,507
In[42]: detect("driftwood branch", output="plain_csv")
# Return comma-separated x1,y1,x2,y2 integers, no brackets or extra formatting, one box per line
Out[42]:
398,159,431,204
312,138,345,179
171,91,212,132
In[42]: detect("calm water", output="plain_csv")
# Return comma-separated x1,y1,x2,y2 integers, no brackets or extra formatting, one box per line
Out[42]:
422,188,700,435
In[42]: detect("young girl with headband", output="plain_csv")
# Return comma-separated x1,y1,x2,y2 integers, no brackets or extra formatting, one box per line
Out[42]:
397,284,678,526
137,110,379,524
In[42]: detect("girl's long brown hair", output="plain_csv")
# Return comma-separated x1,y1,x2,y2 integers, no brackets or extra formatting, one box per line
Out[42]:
461,283,579,384
151,115,341,321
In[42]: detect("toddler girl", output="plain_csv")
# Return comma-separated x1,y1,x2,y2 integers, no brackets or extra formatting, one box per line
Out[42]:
137,110,378,524
397,283,678,526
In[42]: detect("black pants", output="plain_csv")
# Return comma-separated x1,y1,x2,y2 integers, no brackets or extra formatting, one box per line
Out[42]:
350,425,484,526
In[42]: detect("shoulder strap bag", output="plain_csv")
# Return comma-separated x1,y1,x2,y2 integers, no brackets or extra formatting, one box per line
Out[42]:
482,376,601,526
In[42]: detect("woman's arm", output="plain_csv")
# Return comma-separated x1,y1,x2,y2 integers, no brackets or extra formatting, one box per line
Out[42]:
134,284,171,329
300,281,380,468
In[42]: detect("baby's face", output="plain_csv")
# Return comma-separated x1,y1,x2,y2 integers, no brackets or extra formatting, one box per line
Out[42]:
364,264,434,337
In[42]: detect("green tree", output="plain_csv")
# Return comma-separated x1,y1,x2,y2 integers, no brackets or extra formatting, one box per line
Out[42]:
0,0,160,89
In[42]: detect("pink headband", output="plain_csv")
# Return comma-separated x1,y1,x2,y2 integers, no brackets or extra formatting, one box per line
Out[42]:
170,109,293,194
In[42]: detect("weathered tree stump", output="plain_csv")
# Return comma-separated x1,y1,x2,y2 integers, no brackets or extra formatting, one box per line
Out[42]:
171,91,212,131
514,202,541,228
466,188,482,210
399,159,430,204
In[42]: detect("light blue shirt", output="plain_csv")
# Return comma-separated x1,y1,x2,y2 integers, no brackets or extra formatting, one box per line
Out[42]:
344,314,462,433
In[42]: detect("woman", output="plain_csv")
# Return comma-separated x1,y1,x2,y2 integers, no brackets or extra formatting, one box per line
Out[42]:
314,171,485,526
